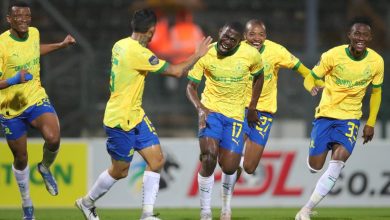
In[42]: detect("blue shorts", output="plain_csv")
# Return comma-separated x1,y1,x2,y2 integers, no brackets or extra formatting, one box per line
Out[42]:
0,98,56,140
104,115,160,162
309,117,360,156
244,110,273,147
198,112,244,154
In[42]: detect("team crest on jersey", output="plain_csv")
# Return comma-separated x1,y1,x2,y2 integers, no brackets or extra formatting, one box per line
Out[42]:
148,55,159,65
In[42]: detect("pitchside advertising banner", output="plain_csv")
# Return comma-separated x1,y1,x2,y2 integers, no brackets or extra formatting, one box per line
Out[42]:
0,138,389,208
90,138,390,208
0,140,87,207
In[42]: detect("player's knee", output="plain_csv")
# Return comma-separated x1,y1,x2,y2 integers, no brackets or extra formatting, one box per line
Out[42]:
221,167,236,175
200,153,217,164
14,151,28,162
307,158,323,173
112,169,129,180
148,157,165,172
243,164,256,175
14,156,28,170
44,133,60,149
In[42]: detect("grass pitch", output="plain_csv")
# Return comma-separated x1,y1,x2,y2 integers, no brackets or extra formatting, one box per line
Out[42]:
0,207,389,220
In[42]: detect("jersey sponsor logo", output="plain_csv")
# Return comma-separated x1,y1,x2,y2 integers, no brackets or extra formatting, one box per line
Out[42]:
334,77,368,88
14,57,39,72
148,55,159,65
210,75,244,83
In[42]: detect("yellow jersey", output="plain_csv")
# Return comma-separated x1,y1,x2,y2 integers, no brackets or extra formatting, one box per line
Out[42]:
103,37,168,131
0,27,47,118
245,40,301,113
188,42,263,121
312,45,384,120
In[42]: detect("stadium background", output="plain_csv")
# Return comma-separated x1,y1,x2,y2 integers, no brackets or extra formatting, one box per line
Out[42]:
0,0,390,217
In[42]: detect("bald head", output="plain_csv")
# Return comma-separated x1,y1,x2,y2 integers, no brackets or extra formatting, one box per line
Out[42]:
245,19,266,33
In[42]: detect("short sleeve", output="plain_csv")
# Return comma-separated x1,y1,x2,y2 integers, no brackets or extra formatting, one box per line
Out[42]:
372,57,384,88
187,57,205,83
277,46,300,70
250,51,264,76
134,47,168,74
311,51,333,79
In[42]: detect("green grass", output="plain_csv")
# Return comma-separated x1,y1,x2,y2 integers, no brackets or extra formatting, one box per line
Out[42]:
1,207,389,220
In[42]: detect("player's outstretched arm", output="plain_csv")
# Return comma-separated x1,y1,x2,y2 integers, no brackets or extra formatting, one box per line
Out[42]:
303,73,323,96
295,63,310,78
362,87,382,144
40,34,76,56
161,36,212,78
247,73,264,128
0,70,33,89
186,80,210,129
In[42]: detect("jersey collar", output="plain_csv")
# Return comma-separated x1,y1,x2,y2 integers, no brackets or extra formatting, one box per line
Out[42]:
259,44,265,54
9,31,29,42
345,47,368,61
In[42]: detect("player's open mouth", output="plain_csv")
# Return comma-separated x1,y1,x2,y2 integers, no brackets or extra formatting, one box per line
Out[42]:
355,42,365,50
221,43,229,50
19,24,28,29
250,42,262,49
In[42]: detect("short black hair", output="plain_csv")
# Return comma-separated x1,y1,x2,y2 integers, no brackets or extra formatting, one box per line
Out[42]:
223,21,245,35
349,17,372,29
131,9,157,33
8,0,30,14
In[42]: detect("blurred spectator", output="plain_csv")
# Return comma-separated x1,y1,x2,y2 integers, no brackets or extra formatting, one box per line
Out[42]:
148,11,172,60
131,0,205,63
170,10,204,64
131,0,205,91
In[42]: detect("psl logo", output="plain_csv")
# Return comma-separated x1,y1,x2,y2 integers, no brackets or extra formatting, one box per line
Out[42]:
187,151,303,196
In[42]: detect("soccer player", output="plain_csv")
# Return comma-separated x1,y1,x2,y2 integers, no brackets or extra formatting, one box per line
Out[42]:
186,22,264,220
295,18,383,220
75,9,212,220
0,1,76,220
242,19,318,173
220,19,324,217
